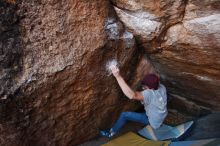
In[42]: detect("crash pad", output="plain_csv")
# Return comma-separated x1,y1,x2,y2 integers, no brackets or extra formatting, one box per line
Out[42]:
102,132,171,146
138,121,194,140
169,138,220,146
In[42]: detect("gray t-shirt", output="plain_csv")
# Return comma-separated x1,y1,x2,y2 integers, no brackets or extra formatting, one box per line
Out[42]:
141,84,168,129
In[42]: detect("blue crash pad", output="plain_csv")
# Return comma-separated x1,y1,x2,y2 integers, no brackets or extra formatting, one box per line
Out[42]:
169,138,220,146
138,121,194,141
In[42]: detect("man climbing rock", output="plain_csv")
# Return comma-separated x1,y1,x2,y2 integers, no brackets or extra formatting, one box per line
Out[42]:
100,65,168,139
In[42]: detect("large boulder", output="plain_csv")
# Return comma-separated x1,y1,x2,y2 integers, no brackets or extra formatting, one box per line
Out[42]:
112,0,220,111
185,113,220,140
112,0,187,42
154,0,220,111
1,0,220,145
0,0,140,146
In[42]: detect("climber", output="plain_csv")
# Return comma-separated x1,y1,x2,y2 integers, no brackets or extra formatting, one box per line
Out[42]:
100,65,168,139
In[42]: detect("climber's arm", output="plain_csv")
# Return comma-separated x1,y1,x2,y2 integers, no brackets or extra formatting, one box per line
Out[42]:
110,66,144,101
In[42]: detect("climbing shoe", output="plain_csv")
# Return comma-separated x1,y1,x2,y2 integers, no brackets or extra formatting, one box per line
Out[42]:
100,130,115,138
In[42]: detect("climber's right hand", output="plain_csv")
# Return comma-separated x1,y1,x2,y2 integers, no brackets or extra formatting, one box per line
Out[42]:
110,65,120,78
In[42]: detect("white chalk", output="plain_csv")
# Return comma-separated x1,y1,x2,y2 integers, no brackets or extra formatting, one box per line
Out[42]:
106,59,119,76
105,18,120,40
122,30,135,48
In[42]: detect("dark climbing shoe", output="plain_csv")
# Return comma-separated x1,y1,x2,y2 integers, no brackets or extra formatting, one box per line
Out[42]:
100,130,114,138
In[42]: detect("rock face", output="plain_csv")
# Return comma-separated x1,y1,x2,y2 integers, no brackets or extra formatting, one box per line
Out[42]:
0,0,220,146
0,1,140,146
159,0,220,111
112,0,187,42
113,0,220,111
185,113,220,140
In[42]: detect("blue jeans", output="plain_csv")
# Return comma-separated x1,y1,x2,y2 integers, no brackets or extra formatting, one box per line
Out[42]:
111,112,149,133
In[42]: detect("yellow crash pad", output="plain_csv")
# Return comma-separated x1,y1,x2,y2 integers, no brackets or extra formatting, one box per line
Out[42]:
102,132,171,146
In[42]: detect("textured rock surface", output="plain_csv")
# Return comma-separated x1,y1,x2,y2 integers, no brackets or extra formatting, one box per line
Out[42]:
185,113,220,140
0,1,140,146
154,0,220,111
1,0,220,146
112,0,187,42
112,0,220,111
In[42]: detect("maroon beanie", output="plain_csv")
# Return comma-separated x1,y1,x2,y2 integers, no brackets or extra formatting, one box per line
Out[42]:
141,74,159,90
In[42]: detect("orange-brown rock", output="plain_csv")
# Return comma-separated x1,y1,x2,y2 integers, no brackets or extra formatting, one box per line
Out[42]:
0,1,140,146
112,0,187,42
155,0,220,111
1,0,220,146
113,0,220,111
